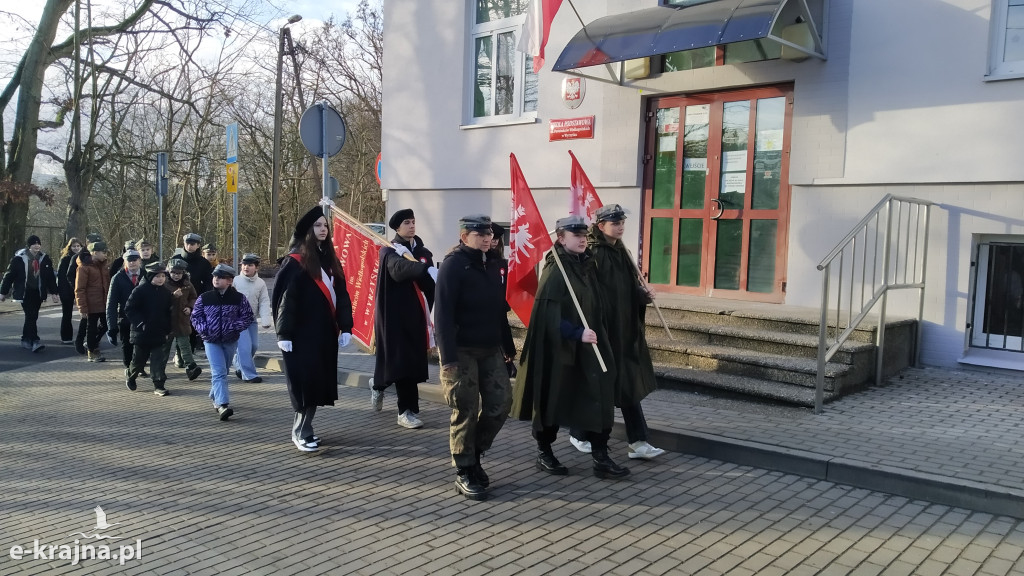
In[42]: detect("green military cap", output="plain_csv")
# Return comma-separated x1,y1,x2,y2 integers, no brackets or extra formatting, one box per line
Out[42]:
459,214,493,234
594,204,627,223
555,215,588,233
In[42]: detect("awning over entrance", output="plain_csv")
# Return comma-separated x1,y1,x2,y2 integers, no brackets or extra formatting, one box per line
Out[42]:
551,0,825,72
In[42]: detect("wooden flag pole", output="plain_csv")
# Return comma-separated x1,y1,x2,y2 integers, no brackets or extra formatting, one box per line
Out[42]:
547,245,608,373
625,249,674,341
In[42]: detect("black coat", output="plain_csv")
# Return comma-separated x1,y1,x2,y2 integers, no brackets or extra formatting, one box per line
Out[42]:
125,280,174,347
106,269,140,331
0,250,58,300
373,237,435,385
275,256,355,411
57,253,76,301
589,227,657,405
172,247,213,295
511,245,616,434
434,244,507,365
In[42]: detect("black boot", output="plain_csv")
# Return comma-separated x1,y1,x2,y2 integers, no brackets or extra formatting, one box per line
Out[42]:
535,445,569,475
186,362,202,381
455,468,487,500
125,368,137,391
472,451,490,488
592,448,630,480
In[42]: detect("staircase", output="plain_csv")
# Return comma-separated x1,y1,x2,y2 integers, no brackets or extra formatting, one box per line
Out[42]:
509,295,918,408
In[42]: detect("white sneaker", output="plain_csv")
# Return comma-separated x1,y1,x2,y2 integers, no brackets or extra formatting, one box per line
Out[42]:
370,378,384,412
397,410,423,429
628,441,666,460
293,436,318,452
569,436,592,454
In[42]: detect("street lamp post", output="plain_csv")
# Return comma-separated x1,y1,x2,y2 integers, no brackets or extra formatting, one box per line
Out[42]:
269,14,302,262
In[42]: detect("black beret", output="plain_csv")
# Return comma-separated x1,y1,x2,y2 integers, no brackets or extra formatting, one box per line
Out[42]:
388,208,414,231
293,206,325,244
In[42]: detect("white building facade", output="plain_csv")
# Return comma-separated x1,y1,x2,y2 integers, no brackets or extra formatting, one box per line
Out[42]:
381,0,1024,370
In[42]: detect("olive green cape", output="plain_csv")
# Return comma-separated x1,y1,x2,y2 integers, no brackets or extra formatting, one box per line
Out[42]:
589,226,657,406
510,245,615,433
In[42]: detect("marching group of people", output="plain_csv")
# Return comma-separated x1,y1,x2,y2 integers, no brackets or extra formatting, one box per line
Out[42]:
1,201,664,501
0,232,271,415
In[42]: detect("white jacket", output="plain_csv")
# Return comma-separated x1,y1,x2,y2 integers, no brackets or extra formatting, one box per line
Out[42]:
233,273,271,327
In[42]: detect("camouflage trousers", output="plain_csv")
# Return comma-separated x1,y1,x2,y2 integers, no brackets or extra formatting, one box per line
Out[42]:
440,346,511,468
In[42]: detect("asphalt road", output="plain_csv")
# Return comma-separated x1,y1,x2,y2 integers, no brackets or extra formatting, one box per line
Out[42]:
0,302,107,372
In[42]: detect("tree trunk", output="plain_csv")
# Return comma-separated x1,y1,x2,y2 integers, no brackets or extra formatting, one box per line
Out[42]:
1,0,74,264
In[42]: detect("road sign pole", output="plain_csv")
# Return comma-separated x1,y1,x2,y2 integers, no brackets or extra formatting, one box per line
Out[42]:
321,101,329,205
233,194,239,267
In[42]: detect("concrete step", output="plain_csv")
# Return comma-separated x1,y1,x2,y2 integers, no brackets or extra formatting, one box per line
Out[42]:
652,363,841,406
643,317,874,364
646,339,862,391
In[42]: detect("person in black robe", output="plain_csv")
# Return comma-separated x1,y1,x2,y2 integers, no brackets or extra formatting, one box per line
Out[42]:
274,206,354,452
371,208,438,429
511,215,628,480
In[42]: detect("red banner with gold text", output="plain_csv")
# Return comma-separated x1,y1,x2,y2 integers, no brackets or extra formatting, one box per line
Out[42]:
331,211,383,348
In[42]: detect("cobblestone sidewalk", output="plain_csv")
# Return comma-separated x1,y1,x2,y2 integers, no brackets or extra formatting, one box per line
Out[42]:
2,356,1024,575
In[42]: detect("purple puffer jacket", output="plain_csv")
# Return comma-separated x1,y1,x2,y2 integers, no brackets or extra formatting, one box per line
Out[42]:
190,286,254,343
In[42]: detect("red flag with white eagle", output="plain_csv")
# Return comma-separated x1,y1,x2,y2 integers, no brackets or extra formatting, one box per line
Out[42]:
518,0,564,73
569,150,603,224
508,153,553,326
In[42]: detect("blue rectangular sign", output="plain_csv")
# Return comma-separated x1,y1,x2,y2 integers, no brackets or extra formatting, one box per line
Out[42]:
226,122,238,164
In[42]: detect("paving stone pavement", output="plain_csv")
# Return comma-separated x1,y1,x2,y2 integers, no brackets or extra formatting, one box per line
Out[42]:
4,356,1024,575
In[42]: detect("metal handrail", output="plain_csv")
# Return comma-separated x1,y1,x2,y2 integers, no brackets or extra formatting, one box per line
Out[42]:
814,194,933,413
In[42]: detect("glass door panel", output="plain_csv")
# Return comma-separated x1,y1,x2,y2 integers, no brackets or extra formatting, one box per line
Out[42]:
682,104,709,209
653,108,679,209
676,219,703,287
648,217,675,285
747,220,778,293
714,219,743,290
719,101,750,210
752,97,785,210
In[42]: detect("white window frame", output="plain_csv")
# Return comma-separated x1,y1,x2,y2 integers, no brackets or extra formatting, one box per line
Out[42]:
464,6,538,127
987,0,1024,79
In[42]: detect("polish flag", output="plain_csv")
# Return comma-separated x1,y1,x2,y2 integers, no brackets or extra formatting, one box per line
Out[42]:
508,153,553,326
569,150,603,224
518,0,564,73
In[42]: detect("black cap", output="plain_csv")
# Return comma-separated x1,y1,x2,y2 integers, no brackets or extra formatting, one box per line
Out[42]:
183,233,201,244
241,253,261,264
169,258,188,271
26,235,41,247
87,241,108,252
211,264,236,278
594,204,627,223
388,208,414,231
145,261,167,275
293,206,326,244
86,233,102,243
123,239,136,251
490,222,505,239
124,250,141,261
202,243,217,252
459,214,493,234
555,215,588,233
